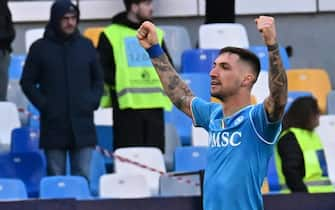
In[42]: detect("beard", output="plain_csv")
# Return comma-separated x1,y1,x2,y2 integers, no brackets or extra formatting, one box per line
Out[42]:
136,12,152,23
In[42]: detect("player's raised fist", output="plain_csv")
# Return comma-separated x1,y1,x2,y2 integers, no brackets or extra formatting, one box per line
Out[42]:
255,16,277,46
137,21,158,49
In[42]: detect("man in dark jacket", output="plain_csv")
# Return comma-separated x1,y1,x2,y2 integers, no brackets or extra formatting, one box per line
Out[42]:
20,0,103,181
0,0,15,101
97,0,173,154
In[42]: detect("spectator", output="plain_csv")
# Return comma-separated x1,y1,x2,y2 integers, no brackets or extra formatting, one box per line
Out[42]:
97,0,172,153
0,0,15,101
205,0,235,24
20,0,103,181
276,96,334,193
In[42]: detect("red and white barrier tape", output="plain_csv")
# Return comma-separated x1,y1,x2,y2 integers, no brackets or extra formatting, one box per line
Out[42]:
17,107,39,120
15,107,200,186
95,146,201,187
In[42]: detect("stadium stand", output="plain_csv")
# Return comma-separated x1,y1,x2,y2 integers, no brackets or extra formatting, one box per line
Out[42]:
0,178,28,200
159,25,192,72
114,147,166,196
287,69,332,114
199,23,249,49
99,173,151,198
40,176,91,199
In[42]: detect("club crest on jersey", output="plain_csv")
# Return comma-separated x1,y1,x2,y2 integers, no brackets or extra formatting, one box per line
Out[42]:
234,116,244,126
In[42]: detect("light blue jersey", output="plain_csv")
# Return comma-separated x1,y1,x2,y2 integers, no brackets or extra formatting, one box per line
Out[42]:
191,97,281,210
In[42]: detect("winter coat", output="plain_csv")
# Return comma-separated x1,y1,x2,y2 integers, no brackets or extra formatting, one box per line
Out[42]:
0,0,15,51
20,1,103,149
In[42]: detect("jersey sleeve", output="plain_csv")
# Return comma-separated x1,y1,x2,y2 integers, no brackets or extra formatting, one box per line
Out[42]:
191,97,218,130
249,103,282,145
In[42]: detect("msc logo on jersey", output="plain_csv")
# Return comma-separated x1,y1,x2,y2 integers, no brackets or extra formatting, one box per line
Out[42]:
209,131,242,147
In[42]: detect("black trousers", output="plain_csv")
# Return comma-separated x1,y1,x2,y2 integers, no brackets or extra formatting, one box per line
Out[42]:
113,108,165,152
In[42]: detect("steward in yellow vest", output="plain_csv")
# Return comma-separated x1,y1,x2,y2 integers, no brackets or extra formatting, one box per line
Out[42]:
275,97,334,193
97,1,174,153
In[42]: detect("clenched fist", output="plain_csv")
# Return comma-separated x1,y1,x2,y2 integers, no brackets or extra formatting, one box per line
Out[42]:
255,16,277,46
137,21,159,49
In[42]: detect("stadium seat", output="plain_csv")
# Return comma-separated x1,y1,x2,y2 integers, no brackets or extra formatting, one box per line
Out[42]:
199,23,249,49
94,108,113,126
7,80,30,125
0,102,21,150
89,150,107,197
40,176,91,199
159,25,192,72
267,155,281,192
191,126,209,146
83,27,104,48
174,146,208,172
99,173,151,198
164,123,181,171
287,69,332,113
180,49,219,73
27,103,40,130
164,73,211,145
316,115,335,185
251,71,269,103
0,152,46,197
8,54,26,80
25,28,44,52
95,125,113,168
285,91,313,112
249,45,291,71
0,178,28,200
327,90,335,114
10,127,40,153
114,147,166,195
159,171,202,196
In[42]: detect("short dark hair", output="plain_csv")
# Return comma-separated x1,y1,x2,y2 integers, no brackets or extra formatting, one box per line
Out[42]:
123,0,151,11
282,96,320,130
219,47,261,82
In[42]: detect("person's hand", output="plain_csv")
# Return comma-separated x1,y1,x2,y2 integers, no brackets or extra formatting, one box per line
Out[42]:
137,21,159,49
255,16,277,46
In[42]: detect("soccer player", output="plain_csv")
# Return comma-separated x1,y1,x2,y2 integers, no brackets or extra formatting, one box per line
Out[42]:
137,16,287,209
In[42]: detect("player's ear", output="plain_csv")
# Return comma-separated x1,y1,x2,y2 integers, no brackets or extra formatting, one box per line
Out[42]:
242,74,255,87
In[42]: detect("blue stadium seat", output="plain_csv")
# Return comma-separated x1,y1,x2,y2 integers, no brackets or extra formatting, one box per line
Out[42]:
10,127,40,153
267,155,280,192
0,178,28,200
27,104,40,130
164,73,210,145
286,91,313,112
40,176,91,199
0,152,46,197
8,54,26,80
181,49,219,73
174,146,208,172
89,150,106,197
248,45,291,71
96,126,113,167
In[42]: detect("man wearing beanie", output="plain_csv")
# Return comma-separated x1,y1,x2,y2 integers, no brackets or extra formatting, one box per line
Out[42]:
0,0,15,101
20,0,103,182
97,0,173,156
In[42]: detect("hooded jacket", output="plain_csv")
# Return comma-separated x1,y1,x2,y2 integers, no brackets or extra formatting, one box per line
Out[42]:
20,0,103,149
97,12,173,109
0,0,15,51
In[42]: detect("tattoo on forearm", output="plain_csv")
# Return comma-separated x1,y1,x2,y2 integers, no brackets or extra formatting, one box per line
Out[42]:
152,54,194,113
267,43,288,121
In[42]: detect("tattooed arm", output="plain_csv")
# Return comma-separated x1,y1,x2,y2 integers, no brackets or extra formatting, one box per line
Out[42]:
256,16,288,122
137,21,195,117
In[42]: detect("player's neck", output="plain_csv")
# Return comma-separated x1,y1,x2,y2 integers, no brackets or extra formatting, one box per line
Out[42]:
222,93,251,117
